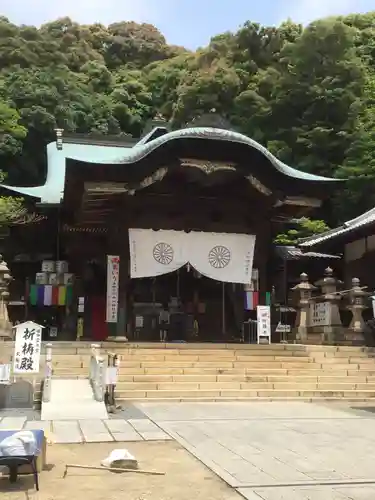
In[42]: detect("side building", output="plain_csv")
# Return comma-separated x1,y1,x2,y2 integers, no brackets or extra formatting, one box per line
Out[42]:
300,207,375,291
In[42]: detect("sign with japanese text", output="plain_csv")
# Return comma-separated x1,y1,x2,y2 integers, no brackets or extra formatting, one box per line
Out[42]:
106,255,120,323
13,321,43,374
310,302,330,327
256,305,271,344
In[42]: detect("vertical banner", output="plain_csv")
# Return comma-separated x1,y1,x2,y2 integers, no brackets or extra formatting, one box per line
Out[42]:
106,255,120,323
256,305,271,344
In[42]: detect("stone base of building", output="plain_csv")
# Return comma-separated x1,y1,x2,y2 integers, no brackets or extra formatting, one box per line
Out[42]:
290,327,366,346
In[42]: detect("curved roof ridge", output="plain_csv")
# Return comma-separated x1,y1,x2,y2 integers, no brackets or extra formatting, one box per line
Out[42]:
112,127,340,183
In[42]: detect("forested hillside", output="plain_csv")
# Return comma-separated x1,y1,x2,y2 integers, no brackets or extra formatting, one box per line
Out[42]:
1,13,375,226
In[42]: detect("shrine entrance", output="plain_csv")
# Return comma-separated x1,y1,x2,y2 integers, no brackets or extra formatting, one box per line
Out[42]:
131,266,243,342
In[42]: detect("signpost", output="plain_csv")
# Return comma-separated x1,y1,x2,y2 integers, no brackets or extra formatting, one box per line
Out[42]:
275,322,291,333
256,305,271,344
13,321,43,375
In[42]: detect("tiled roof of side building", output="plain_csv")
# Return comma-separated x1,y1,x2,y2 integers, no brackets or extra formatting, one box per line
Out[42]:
300,207,375,247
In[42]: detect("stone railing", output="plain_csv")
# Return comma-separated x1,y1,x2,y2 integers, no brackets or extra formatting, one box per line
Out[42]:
89,343,105,402
291,268,372,345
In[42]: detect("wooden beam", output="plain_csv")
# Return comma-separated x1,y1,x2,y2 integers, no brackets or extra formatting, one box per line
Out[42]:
274,197,321,208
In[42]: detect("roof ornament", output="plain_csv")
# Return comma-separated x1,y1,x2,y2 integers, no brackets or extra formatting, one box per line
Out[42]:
185,112,234,131
54,128,64,151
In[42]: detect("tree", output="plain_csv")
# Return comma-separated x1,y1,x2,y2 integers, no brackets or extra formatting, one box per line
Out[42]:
274,218,330,245
0,101,27,155
0,97,27,224
334,71,375,221
262,20,365,177
0,13,373,228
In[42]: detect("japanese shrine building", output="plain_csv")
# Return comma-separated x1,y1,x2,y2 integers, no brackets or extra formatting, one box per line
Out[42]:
300,206,375,291
2,116,341,342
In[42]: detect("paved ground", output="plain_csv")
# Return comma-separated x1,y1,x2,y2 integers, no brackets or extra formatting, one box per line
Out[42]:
135,401,375,500
0,402,147,420
0,404,171,443
4,401,375,498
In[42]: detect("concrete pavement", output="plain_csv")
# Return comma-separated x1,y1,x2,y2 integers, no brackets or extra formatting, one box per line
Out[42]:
0,414,172,443
135,401,375,500
3,400,375,498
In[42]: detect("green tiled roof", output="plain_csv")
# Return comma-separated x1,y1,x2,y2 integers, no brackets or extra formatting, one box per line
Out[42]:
1,126,341,204
129,127,340,183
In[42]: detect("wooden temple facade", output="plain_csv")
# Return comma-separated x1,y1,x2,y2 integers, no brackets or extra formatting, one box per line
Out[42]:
2,117,340,342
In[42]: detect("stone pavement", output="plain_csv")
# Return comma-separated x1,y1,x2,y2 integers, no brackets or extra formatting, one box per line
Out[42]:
0,403,172,443
135,401,375,500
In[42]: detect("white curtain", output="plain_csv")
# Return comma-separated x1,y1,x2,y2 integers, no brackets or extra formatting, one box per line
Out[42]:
129,229,187,278
188,231,255,284
128,228,256,284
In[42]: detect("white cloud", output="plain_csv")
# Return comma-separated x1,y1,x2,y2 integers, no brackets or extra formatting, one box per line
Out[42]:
1,0,161,27
279,0,358,25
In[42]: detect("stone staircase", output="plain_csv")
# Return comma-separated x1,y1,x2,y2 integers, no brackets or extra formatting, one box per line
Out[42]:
3,342,375,404
45,343,375,403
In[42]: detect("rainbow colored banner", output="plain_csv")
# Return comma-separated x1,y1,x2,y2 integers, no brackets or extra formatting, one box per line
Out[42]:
244,291,272,310
245,291,259,311
29,285,73,306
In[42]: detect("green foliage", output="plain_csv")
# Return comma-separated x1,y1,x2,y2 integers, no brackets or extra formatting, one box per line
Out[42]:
0,100,27,155
0,196,24,224
274,218,330,245
0,13,374,228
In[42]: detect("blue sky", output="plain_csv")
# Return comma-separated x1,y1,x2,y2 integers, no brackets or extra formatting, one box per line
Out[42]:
2,0,374,48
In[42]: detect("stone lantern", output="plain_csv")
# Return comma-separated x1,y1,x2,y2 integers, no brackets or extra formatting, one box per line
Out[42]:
346,277,370,338
0,255,12,340
291,272,316,342
313,267,343,344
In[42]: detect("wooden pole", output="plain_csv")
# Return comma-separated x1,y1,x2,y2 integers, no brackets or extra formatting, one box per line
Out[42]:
313,286,368,301
63,464,165,478
222,282,225,335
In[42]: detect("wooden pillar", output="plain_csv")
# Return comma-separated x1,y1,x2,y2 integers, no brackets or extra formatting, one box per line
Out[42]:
253,216,270,305
106,201,130,341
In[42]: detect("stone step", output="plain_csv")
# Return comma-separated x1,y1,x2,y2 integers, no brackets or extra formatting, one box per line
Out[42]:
114,373,375,384
50,366,375,378
114,388,375,400
115,396,375,403
114,381,375,391
47,354,313,365
316,357,375,364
